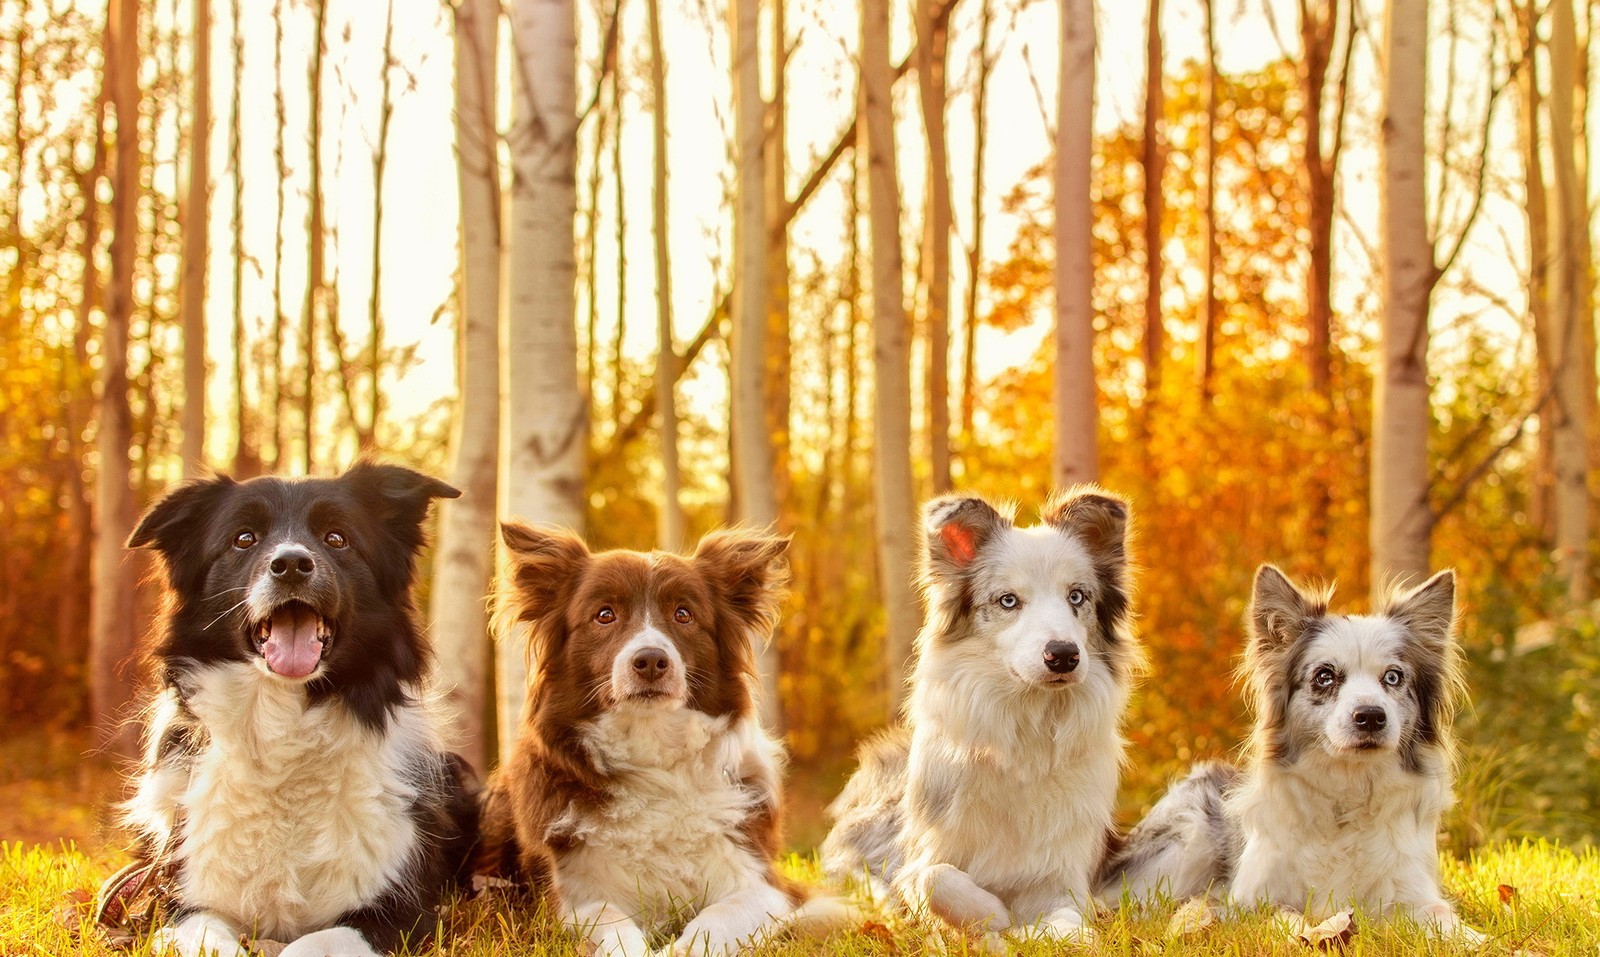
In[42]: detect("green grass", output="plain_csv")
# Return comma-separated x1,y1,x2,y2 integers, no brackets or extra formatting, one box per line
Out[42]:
3,841,1596,956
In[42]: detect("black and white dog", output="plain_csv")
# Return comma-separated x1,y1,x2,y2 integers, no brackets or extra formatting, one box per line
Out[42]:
119,462,478,957
822,489,1142,943
1100,565,1483,942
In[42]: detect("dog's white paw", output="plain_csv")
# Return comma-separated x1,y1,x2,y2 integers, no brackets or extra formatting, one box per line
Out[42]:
152,914,251,957
1026,907,1096,945
1416,903,1487,946
919,864,1011,933
276,927,381,957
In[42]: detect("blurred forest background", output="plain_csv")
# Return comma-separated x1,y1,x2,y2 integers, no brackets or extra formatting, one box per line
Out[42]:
1,0,1597,855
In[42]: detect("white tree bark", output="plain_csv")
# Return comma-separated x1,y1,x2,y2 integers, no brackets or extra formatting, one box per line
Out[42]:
1371,0,1432,591
1545,0,1591,604
500,0,585,763
729,0,781,727
431,0,501,775
862,0,919,716
1054,0,1098,486
179,0,209,477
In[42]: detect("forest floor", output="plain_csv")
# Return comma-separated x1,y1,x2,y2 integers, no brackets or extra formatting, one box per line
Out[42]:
2,734,1596,956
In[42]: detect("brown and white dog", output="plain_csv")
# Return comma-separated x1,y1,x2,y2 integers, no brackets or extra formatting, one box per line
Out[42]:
476,523,848,957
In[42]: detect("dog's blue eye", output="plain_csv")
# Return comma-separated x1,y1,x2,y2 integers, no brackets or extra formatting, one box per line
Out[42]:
1313,667,1336,689
998,593,1018,609
1068,588,1086,606
1383,668,1403,687
233,530,257,549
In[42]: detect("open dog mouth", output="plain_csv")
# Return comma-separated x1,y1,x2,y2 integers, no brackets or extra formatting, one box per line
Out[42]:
250,600,334,679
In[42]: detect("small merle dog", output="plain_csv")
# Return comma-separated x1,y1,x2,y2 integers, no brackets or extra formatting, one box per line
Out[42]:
119,462,478,957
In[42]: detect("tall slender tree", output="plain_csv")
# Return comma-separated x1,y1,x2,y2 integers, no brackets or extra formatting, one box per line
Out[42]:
228,0,254,476
432,0,501,775
729,0,781,725
499,0,586,760
1197,0,1219,401
179,0,210,477
91,0,143,753
302,0,327,467
961,0,991,445
1141,0,1164,405
1545,0,1591,603
1371,0,1432,589
365,0,396,450
1054,0,1098,485
862,0,918,713
918,0,952,492
647,0,683,550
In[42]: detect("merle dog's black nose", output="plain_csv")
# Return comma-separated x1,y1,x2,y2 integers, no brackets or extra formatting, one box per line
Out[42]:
632,647,671,680
1043,640,1081,674
270,546,316,581
1352,705,1388,732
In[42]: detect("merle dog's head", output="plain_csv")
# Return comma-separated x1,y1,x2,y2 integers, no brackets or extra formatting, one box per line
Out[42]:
128,461,458,723
1244,565,1465,773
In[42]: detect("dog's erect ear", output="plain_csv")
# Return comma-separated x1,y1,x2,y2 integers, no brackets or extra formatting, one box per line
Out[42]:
496,521,591,644
127,476,237,554
1248,565,1326,649
1041,486,1130,567
693,529,790,638
923,495,1011,580
345,461,460,529
1380,569,1457,648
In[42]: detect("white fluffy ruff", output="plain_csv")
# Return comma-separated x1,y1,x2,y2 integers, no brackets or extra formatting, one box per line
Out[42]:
895,619,1129,930
125,663,442,943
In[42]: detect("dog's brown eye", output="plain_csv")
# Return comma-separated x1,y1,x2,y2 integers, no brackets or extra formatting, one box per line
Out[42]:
324,531,348,549
1312,666,1337,690
595,607,616,625
233,530,257,549
674,606,693,624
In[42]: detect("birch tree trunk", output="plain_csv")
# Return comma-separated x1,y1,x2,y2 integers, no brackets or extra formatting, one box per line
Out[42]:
647,0,682,551
1371,0,1433,591
1518,0,1554,544
432,0,501,775
918,0,952,492
365,0,396,450
862,0,919,715
180,0,210,477
729,0,781,727
227,0,256,477
961,0,991,444
1198,0,1218,401
92,0,143,754
303,0,326,467
1545,0,1591,603
766,0,793,529
500,0,586,762
1141,0,1163,405
1054,0,1098,486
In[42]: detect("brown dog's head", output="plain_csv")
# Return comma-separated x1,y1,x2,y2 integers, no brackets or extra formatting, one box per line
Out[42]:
496,524,789,728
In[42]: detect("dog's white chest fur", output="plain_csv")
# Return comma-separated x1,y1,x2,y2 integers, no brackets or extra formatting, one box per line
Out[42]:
552,707,775,925
138,665,426,940
1230,761,1449,919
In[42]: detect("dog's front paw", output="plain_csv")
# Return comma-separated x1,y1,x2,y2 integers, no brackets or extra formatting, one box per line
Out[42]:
1024,907,1096,945
276,927,381,957
917,863,1011,933
1416,903,1487,946
151,914,251,957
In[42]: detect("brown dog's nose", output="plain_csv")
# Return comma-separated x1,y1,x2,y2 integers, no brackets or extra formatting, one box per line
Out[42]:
1352,706,1387,732
632,647,671,681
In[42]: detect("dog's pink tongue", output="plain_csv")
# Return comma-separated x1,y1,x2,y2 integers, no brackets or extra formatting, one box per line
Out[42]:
263,606,323,678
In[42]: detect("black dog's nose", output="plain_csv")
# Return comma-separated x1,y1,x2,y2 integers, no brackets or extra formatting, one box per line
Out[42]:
632,647,671,680
1043,640,1081,674
270,546,316,581
1352,706,1388,732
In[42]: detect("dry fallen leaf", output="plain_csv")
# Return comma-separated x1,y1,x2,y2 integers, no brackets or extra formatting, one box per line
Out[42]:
858,919,895,944
251,939,288,957
1292,910,1355,950
52,888,94,939
1166,897,1216,938
1498,884,1518,905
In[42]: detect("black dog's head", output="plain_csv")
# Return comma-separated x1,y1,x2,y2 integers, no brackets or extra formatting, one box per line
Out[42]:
128,461,459,725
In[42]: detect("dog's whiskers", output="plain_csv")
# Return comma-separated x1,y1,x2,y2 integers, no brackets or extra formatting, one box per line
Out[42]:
203,599,250,631
201,586,251,602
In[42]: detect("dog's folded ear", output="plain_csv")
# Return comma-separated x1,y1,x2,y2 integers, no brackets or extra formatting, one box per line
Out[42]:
497,521,591,641
1379,569,1456,649
693,529,790,638
1248,565,1328,649
1041,486,1130,566
127,475,237,553
346,461,461,528
923,495,1011,579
